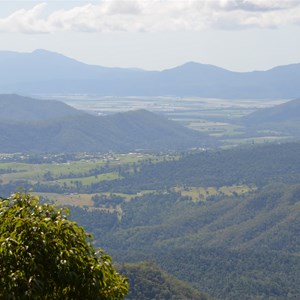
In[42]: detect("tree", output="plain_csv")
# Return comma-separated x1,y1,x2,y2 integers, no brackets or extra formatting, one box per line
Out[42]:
0,192,128,300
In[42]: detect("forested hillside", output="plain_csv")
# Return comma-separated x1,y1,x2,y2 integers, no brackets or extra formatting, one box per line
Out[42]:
90,142,300,192
2,141,300,299
119,262,211,300
69,183,300,299
0,95,213,152
63,142,300,299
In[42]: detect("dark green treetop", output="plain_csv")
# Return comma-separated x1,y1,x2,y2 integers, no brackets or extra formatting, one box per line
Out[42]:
0,192,128,300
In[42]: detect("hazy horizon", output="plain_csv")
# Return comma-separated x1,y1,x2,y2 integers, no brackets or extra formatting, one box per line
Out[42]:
1,1,300,72
2,47,300,73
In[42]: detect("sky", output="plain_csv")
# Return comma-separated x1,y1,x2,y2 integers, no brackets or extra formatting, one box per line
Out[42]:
0,0,300,71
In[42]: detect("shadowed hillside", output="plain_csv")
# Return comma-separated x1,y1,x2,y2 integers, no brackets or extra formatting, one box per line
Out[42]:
119,262,211,300
0,94,213,152
240,98,300,136
0,94,82,121
242,98,300,124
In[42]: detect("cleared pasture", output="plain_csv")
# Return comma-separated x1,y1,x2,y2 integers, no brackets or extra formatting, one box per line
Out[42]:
176,185,256,202
36,192,94,207
0,153,162,184
54,172,120,187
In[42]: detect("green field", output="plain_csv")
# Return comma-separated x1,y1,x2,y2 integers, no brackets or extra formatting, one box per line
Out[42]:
0,153,172,184
0,152,176,208
0,151,256,210
54,172,120,187
175,185,256,202
222,135,292,146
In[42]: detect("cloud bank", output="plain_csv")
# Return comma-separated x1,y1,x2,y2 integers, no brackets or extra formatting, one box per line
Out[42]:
1,0,300,33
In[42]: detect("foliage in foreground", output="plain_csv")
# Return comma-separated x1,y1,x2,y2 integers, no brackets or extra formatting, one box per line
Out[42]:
0,192,128,300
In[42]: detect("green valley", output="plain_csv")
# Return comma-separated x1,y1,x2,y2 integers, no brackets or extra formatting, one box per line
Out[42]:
2,141,300,299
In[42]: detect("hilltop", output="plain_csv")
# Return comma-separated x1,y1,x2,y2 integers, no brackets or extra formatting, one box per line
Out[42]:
0,94,82,122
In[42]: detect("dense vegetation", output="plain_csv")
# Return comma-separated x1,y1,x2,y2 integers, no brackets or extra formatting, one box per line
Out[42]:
0,192,128,299
4,141,297,196
66,142,300,299
68,183,300,299
119,262,211,300
109,142,300,190
2,141,300,299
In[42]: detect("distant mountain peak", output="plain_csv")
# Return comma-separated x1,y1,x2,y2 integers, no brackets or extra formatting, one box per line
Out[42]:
30,49,84,64
164,61,234,75
0,49,300,98
32,49,53,54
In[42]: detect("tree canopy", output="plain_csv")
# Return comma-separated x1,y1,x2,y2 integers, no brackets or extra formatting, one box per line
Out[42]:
0,192,128,300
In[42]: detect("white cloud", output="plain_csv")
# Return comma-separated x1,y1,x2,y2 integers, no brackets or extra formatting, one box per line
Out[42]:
1,0,300,33
0,3,49,33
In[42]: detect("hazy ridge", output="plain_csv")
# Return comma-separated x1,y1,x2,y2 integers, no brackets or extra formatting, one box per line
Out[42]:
1,50,300,99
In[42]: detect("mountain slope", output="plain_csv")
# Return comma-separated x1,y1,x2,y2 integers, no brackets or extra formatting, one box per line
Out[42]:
100,182,300,256
1,50,300,98
0,49,140,84
74,144,300,299
0,94,83,122
242,98,300,124
119,262,211,300
0,95,212,152
241,98,300,136
102,142,300,191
